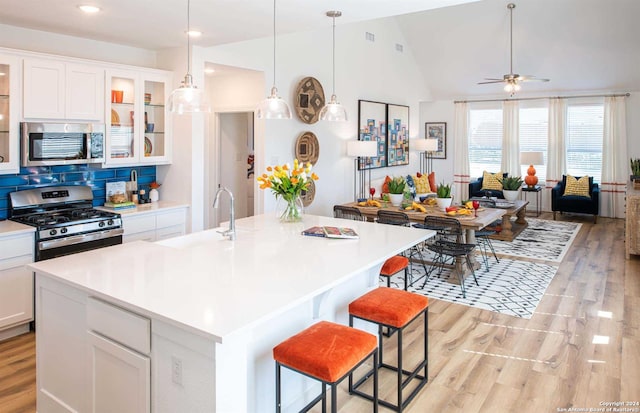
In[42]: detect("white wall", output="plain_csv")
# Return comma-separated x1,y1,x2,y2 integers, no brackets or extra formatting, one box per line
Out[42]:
198,17,430,217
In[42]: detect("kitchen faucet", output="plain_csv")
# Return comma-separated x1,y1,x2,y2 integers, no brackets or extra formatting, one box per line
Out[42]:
213,186,236,241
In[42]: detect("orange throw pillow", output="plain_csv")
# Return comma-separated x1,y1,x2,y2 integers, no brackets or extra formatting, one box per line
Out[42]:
428,172,437,193
382,176,391,194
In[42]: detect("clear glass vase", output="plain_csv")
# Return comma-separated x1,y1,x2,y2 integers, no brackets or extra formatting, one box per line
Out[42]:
276,196,304,222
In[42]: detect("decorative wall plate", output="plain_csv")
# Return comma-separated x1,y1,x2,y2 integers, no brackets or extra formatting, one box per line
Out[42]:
294,77,325,124
295,131,319,165
301,179,316,207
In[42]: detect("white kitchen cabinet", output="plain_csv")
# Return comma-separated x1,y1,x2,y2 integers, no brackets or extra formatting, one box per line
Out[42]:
87,297,151,413
106,69,172,166
23,58,104,121
0,231,34,340
0,53,20,174
120,204,187,243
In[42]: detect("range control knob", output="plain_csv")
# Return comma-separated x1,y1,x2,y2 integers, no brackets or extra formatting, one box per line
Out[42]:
98,221,105,228
107,219,114,226
49,229,57,236
60,228,68,234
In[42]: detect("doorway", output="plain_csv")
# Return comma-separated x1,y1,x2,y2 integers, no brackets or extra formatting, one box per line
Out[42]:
213,112,255,227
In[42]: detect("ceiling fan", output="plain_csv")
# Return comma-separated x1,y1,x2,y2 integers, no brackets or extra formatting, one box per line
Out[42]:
478,3,549,95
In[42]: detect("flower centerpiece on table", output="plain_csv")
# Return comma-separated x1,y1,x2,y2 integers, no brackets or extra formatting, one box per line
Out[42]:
257,159,319,222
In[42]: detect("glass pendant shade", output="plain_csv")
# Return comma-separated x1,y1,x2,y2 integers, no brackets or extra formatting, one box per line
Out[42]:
168,74,210,114
168,0,210,114
319,94,347,122
256,86,292,119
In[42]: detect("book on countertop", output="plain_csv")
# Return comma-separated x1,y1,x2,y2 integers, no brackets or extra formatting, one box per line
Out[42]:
103,201,137,210
301,226,359,239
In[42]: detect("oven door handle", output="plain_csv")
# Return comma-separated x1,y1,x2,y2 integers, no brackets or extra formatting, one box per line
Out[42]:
38,228,124,251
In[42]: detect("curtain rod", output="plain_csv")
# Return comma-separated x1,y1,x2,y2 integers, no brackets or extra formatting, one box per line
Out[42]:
454,92,630,104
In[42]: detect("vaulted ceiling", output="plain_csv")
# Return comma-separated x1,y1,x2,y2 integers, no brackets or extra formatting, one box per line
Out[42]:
1,0,638,101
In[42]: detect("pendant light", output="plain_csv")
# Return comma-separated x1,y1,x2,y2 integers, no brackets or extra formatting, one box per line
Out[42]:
168,0,210,114
319,11,347,122
256,0,291,119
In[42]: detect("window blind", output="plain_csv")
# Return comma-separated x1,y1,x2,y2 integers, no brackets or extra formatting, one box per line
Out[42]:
469,108,502,178
566,103,604,183
519,107,548,181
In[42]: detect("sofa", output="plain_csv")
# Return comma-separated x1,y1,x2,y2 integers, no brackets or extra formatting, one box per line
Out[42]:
468,173,508,199
551,175,599,223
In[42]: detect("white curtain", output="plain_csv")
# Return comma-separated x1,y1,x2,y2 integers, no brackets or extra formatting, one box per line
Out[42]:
453,102,470,202
601,96,628,218
546,98,567,190
501,101,520,176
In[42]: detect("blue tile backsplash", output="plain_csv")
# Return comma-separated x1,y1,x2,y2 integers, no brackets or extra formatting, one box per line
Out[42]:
0,165,156,220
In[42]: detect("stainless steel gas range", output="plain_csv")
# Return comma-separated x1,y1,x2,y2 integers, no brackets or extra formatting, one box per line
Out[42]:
9,185,123,261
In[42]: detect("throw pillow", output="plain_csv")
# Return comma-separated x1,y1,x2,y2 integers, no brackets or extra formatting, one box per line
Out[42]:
428,172,437,193
563,175,591,197
414,174,431,193
481,171,503,191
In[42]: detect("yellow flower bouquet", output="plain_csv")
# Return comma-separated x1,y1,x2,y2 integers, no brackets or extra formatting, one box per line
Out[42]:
257,159,319,222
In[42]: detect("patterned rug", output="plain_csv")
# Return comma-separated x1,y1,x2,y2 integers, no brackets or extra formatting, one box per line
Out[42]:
489,218,581,262
385,259,558,319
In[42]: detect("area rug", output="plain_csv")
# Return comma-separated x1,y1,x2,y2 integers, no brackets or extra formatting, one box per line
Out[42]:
489,218,581,263
384,258,558,319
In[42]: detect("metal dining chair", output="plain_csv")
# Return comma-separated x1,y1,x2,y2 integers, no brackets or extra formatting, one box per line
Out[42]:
375,210,429,288
333,205,366,221
471,198,500,271
421,216,478,298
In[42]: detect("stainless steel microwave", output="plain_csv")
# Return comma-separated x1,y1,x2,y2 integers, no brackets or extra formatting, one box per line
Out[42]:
21,122,105,166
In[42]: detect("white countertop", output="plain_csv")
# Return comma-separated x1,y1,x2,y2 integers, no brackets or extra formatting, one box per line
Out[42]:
0,220,36,236
96,200,189,217
28,214,433,341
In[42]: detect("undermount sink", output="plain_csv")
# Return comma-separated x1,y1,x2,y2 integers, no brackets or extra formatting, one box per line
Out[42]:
156,227,228,248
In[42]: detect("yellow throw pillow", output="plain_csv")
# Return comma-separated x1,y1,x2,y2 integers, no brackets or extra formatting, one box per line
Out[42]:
481,171,503,191
414,174,431,193
563,175,590,197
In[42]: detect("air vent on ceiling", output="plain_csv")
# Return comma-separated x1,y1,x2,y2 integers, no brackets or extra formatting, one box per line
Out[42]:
365,32,375,42
395,43,403,52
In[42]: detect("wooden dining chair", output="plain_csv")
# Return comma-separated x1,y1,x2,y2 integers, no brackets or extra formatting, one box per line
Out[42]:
421,216,478,298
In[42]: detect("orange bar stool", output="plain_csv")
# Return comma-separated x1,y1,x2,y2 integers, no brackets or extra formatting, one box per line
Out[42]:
380,255,410,290
348,287,429,412
273,320,379,412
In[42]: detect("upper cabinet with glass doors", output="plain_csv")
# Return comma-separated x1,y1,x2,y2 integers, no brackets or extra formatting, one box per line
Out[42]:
105,69,172,166
0,54,20,174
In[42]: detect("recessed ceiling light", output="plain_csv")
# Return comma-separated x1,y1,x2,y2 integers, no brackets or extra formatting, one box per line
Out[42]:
78,5,101,13
186,30,202,37
204,68,216,75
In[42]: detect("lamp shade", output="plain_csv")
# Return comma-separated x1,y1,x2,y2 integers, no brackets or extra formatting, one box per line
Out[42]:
167,76,210,114
520,151,544,165
347,140,377,157
414,138,438,152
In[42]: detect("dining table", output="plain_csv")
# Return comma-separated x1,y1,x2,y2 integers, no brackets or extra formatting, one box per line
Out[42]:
342,200,506,243
342,200,507,283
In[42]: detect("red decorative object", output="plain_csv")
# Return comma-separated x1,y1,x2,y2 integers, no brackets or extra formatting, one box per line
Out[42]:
525,164,538,187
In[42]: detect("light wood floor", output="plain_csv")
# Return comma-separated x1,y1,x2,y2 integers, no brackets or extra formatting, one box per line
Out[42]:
1,213,638,412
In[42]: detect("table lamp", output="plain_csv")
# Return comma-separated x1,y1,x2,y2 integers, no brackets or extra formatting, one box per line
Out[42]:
347,140,378,201
520,151,544,188
414,138,439,174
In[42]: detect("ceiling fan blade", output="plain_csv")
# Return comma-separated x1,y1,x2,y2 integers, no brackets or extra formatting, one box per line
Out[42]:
478,79,506,84
516,75,550,82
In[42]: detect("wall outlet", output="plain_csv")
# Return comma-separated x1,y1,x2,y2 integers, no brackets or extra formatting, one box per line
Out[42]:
171,356,183,386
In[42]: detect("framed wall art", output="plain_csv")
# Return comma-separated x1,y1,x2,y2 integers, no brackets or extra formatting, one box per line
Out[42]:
357,100,387,169
425,122,447,159
386,104,409,167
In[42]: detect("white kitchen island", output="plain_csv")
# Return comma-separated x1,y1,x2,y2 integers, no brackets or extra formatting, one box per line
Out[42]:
30,214,433,413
